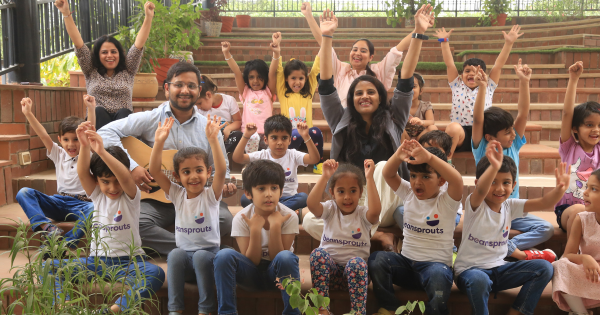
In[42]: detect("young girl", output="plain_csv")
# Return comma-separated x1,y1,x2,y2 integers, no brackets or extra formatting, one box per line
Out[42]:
555,61,600,237
222,41,277,153
552,168,600,315
149,115,226,315
270,32,324,173
306,159,381,315
401,72,437,142
196,75,243,154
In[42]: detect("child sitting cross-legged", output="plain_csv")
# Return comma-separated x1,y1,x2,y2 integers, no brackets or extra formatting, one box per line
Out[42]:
369,139,463,315
149,116,226,315
454,141,570,315
307,159,381,315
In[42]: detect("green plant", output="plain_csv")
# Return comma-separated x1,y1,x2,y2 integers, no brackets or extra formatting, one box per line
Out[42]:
280,278,330,315
202,0,228,22
525,0,585,22
396,300,426,314
40,52,81,87
478,0,513,26
385,0,443,28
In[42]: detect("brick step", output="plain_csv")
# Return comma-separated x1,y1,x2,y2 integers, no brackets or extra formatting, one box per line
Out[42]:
457,49,600,69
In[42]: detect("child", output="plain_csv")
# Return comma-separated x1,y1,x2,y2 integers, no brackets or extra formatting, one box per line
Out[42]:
16,96,95,248
196,75,243,154
149,116,226,315
401,73,438,142
369,139,463,315
222,41,277,153
454,141,568,315
555,61,600,237
552,168,600,314
233,114,320,211
271,32,324,173
472,60,555,262
307,159,381,315
214,159,300,315
435,25,524,157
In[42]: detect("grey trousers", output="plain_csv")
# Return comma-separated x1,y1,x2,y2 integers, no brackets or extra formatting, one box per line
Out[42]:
139,199,233,256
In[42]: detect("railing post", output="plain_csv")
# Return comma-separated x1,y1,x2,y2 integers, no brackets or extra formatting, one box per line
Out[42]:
14,0,40,83
79,0,92,43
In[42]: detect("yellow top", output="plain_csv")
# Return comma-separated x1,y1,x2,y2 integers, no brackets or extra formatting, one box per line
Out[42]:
277,55,320,128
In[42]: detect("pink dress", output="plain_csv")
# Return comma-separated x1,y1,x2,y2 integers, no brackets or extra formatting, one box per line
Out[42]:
552,211,600,311
240,85,273,134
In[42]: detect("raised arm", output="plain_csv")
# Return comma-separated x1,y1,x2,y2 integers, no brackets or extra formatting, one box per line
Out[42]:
382,140,410,192
524,163,570,212
133,2,154,49
400,4,433,80
54,0,84,49
561,62,584,142
269,32,282,96
364,159,381,224
470,141,503,209
83,95,97,128
471,66,488,148
222,42,246,97
319,9,337,81
206,115,227,199
21,98,54,153
301,2,322,46
514,59,531,137
297,122,320,164
76,122,96,196
149,118,174,195
434,27,457,82
307,159,337,217
232,123,256,164
489,25,523,84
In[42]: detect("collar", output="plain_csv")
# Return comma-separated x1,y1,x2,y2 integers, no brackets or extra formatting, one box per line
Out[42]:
64,153,78,162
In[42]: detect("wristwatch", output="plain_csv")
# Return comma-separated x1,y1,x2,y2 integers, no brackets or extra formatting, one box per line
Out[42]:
411,33,429,40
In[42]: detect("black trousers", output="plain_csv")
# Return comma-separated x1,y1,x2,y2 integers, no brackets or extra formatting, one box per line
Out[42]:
96,107,133,130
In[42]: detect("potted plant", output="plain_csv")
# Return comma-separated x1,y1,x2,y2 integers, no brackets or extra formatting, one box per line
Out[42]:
202,0,228,37
479,0,512,26
236,11,251,28
221,15,235,33
385,0,442,28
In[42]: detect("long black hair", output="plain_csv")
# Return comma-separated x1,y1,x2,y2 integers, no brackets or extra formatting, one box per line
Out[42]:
352,39,376,77
92,35,128,76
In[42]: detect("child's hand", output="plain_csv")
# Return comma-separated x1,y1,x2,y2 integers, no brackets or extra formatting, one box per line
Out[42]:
569,61,584,79
54,0,70,15
297,122,310,140
474,65,488,87
76,121,92,147
502,24,524,44
155,117,174,144
206,114,226,142
20,97,32,116
409,117,423,126
364,159,375,179
242,213,266,231
243,123,258,138
394,140,411,162
319,9,338,36
301,2,312,16
221,41,231,55
85,130,104,153
514,58,532,81
270,34,281,53
267,210,292,227
434,27,453,40
322,159,338,178
414,4,434,34
404,140,431,165
272,32,282,46
555,162,571,192
144,1,155,18
83,94,96,109
582,255,600,283
485,140,503,170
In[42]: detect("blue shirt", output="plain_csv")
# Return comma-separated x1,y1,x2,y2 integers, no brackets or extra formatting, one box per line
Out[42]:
472,131,526,199
98,102,229,177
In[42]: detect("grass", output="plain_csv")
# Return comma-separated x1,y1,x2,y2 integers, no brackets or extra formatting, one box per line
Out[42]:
195,60,465,71
457,47,600,57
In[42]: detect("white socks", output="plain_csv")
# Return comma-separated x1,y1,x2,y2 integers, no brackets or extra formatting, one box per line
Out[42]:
562,293,589,314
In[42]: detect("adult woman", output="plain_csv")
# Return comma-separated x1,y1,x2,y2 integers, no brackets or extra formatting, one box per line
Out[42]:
301,7,434,251
54,0,154,129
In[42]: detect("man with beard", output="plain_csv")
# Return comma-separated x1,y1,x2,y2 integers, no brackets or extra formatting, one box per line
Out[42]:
98,62,236,256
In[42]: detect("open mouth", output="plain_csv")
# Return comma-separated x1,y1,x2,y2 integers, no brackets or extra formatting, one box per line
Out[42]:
359,101,371,107
264,201,274,206
493,193,506,199
351,56,362,63
67,149,78,155
108,192,121,197
415,188,425,196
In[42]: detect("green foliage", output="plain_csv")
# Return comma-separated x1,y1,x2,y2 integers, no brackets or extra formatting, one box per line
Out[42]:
396,300,426,314
456,46,600,57
524,0,586,22
40,52,81,87
385,0,443,28
478,0,513,26
281,278,330,315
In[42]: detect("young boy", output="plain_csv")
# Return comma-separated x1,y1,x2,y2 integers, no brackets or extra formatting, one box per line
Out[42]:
370,139,463,315
214,159,300,315
16,96,96,247
471,60,556,262
435,25,523,158
454,141,569,315
53,122,164,313
233,114,320,210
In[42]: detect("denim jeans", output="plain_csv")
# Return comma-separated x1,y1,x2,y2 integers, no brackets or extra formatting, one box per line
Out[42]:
455,260,554,315
393,206,461,252
214,248,301,315
241,193,307,211
167,247,219,313
16,188,94,246
507,213,554,256
45,255,165,312
289,127,324,160
368,251,453,315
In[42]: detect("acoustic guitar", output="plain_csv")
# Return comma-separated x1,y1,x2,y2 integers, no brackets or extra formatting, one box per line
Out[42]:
121,136,242,204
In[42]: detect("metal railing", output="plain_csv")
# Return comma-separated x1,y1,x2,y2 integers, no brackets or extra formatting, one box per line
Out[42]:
0,1,17,76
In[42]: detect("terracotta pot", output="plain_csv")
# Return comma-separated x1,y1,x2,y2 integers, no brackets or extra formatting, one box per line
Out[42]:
152,58,180,86
236,15,251,27
132,73,159,101
490,13,508,26
221,16,234,32
203,21,222,37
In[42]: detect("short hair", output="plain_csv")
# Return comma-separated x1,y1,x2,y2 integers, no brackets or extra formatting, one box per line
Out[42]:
283,59,312,98
413,72,425,100
242,160,285,196
407,147,447,176
90,146,130,178
198,75,218,99
476,155,517,183
572,102,600,141
173,147,209,176
462,58,487,73
327,163,365,196
165,62,202,89
419,130,452,156
59,116,85,136
264,114,292,137
243,59,269,90
92,35,127,77
483,107,514,139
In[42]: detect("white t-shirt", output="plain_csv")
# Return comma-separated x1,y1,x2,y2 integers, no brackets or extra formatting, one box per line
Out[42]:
449,76,497,126
167,183,222,251
48,142,86,195
231,203,299,261
88,186,145,257
197,93,239,124
247,149,307,197
394,179,461,266
318,200,375,265
454,195,527,276
441,182,463,215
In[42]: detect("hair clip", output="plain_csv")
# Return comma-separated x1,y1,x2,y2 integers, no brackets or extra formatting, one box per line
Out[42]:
290,58,296,61
200,81,205,84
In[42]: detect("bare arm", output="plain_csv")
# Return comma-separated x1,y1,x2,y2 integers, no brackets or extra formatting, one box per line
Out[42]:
222,42,246,97
206,116,227,199
237,233,263,265
149,119,174,195
364,160,381,224
514,59,531,137
471,67,488,148
471,141,503,209
561,62,584,142
20,98,54,153
395,30,416,52
562,216,600,283
54,0,84,49
319,10,337,81
434,28,458,82
401,5,433,80
524,162,570,212
307,160,337,218
83,95,96,128
267,211,294,259
269,32,282,96
75,123,96,196
382,142,410,192
489,25,523,84
297,122,320,164
409,143,463,201
232,124,256,164
301,2,322,46
133,2,154,49
223,112,242,139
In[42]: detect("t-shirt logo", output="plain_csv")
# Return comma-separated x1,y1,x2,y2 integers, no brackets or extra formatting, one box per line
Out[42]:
195,213,205,224
113,210,123,222
285,168,292,177
351,228,362,239
426,214,439,227
502,226,509,238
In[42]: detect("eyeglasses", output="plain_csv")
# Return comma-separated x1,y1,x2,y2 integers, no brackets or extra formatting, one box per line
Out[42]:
165,81,199,90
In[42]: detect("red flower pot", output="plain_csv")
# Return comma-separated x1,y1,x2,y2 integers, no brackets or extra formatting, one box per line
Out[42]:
152,58,180,87
221,16,234,33
236,15,251,27
490,13,508,26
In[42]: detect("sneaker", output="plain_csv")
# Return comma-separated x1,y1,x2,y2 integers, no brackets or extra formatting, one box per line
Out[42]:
452,251,458,266
42,224,64,240
313,163,323,175
523,249,557,263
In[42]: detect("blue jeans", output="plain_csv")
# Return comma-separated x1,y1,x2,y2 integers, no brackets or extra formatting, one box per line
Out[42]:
393,206,461,252
241,192,307,210
45,255,165,312
507,213,554,256
289,127,323,160
214,248,301,315
455,260,553,315
16,187,94,246
368,251,453,315
167,247,219,313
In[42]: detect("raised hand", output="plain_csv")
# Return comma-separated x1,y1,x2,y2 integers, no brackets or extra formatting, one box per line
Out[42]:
555,162,571,192
301,2,312,16
144,1,155,18
76,121,92,147
403,140,431,165
243,123,258,138
54,0,70,15
242,212,266,231
434,27,454,39
85,130,105,154
322,159,338,178
364,159,375,179
569,61,584,79
514,58,532,81
474,65,488,87
83,94,96,109
394,140,412,162
206,114,225,142
502,24,524,44
297,121,310,140
414,4,433,33
319,9,338,36
409,117,423,126
155,117,174,143
270,32,281,53
21,97,33,116
486,140,503,170
221,41,231,55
